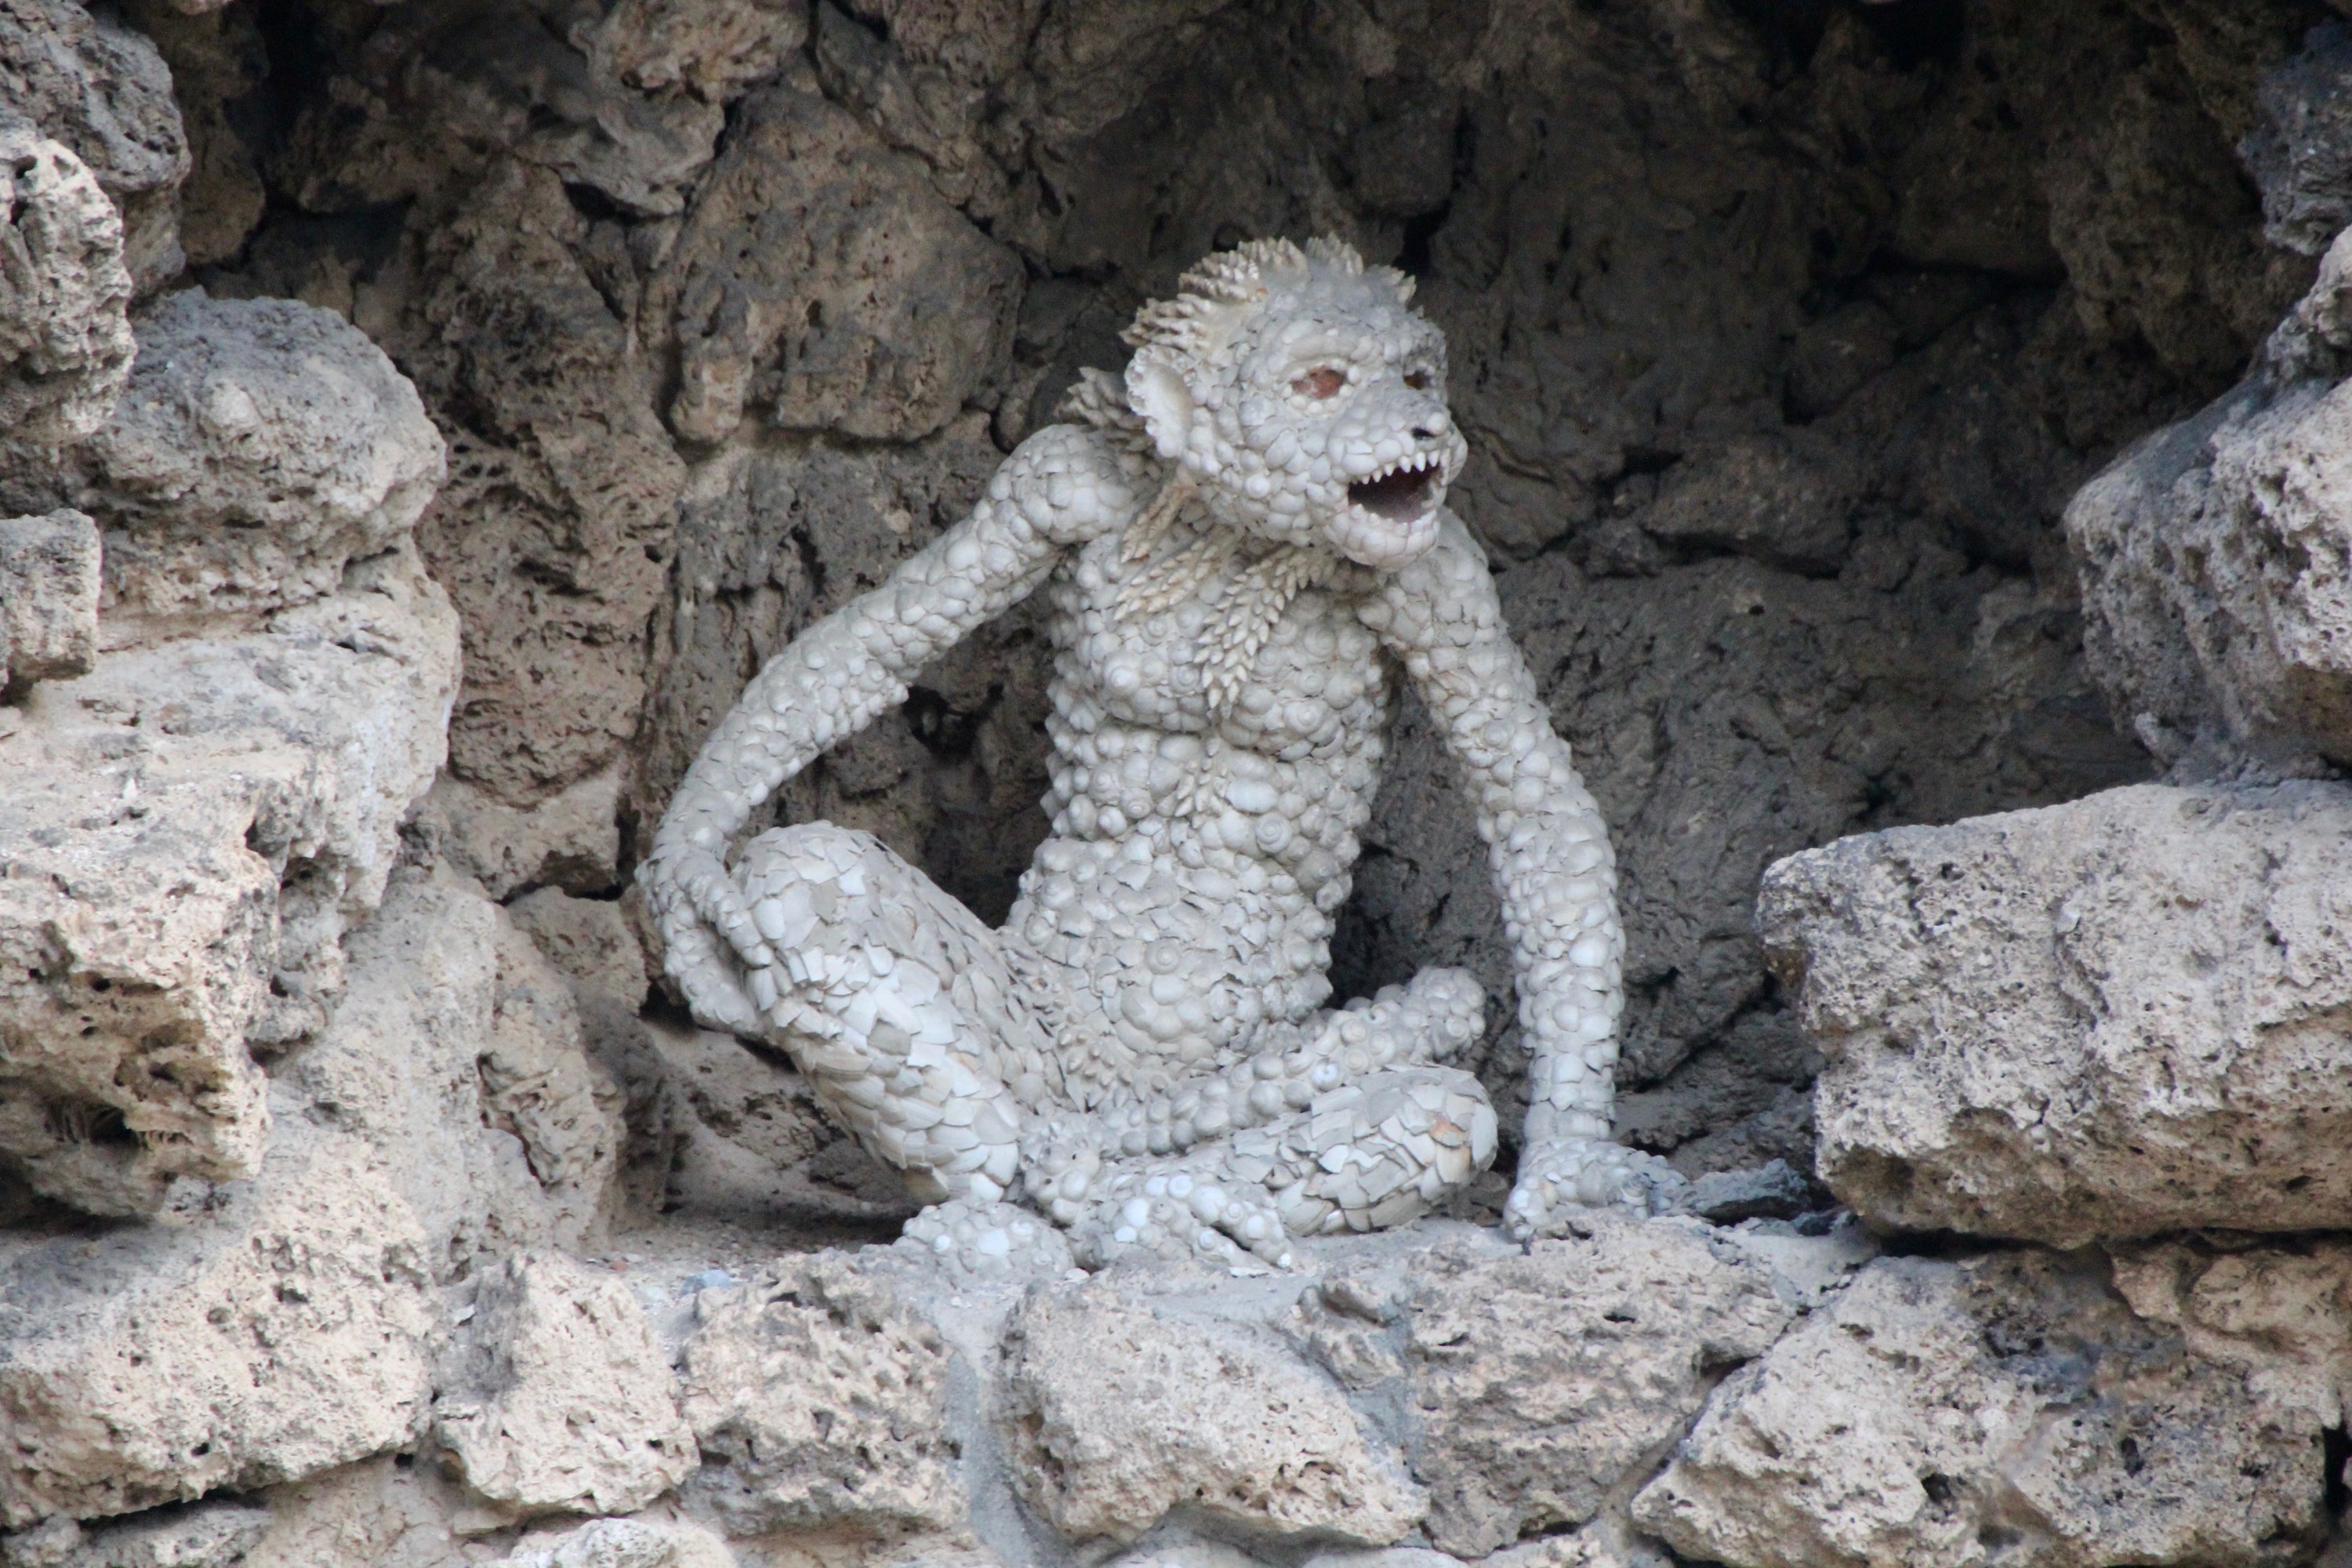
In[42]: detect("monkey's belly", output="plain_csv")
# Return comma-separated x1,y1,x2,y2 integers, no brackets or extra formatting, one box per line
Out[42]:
1004,718,1379,1067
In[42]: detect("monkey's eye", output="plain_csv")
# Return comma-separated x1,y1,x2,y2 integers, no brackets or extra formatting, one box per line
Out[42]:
1403,369,1432,390
1292,367,1347,399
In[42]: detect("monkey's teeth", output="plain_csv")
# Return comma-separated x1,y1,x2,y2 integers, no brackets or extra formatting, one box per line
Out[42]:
1359,450,1440,486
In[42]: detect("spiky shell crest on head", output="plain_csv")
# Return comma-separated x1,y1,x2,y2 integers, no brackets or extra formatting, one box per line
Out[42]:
1118,237,1414,421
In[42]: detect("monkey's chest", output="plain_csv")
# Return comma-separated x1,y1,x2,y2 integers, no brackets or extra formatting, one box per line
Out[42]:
1047,538,1392,755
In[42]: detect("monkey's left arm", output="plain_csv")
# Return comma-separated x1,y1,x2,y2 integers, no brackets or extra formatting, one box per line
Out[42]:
1357,514,1683,1237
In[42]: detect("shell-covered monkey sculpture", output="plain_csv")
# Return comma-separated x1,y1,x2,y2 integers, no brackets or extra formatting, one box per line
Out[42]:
639,237,1682,1270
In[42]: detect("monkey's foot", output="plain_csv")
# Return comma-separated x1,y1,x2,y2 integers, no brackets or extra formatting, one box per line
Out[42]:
1504,1136,1689,1240
1068,1159,1296,1272
897,1199,1074,1285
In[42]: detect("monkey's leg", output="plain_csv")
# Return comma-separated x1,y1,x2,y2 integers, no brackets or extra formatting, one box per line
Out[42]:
1062,1062,1500,1269
1014,966,1484,1226
733,822,1069,1205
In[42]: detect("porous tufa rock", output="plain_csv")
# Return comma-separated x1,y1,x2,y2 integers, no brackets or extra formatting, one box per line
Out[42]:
282,871,625,1276
0,0,189,292
1000,1268,1428,1547
0,548,458,1214
2069,227,2352,771
60,292,447,623
494,1517,738,1568
412,769,625,902
678,1253,961,1537
0,1120,437,1527
1298,1216,1803,1557
652,83,1022,445
1631,1251,2327,1568
507,887,651,1007
0,510,100,689
0,1501,273,1568
432,1250,696,1517
0,131,131,451
1761,779,2352,1246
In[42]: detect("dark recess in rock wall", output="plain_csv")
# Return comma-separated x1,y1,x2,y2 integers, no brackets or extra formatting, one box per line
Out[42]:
179,0,2323,1180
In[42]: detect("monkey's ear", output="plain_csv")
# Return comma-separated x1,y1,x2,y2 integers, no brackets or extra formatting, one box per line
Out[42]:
1126,354,1195,463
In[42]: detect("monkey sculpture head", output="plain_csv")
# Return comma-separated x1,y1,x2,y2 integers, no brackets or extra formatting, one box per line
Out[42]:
1120,237,1468,572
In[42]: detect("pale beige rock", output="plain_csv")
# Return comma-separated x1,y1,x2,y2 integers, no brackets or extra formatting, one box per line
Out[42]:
434,1250,695,1516
1631,1251,2325,1568
0,0,188,291
871,1537,1009,1568
0,132,131,448
679,1254,960,1537
1002,1272,1427,1548
633,1018,833,1219
1301,1217,1797,1557
0,1501,272,1567
0,510,99,688
0,1119,436,1527
498,1517,736,1568
285,871,622,1276
1472,1524,1671,1568
1303,1549,1462,1568
1106,1540,1269,1568
241,1456,477,1568
2069,229,2352,769
508,887,649,1006
1760,779,2352,1245
53,292,448,624
2111,1237,2352,1432
414,769,624,902
0,549,458,1214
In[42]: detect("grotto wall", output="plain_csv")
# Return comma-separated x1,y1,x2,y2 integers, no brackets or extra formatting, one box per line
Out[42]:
8,0,2352,1565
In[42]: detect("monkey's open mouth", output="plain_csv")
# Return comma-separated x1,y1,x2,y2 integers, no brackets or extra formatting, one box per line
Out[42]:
1349,453,1440,521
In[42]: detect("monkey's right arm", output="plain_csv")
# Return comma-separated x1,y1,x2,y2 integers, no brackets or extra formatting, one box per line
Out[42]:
641,426,1140,1033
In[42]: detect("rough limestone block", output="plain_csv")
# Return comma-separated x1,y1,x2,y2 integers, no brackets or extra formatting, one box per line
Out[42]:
2243,22,2352,256
238,1455,478,1568
284,872,622,1276
1631,1251,2325,1568
0,0,188,291
653,82,1022,443
414,769,623,902
1001,1272,1428,1548
583,0,809,101
0,1501,273,1567
633,1017,837,1223
0,132,131,449
0,1120,437,1527
433,1250,695,1516
60,292,447,622
507,887,650,1005
679,1254,960,1537
1760,780,2352,1245
2110,1236,2352,1433
2068,230,2352,768
1300,1217,1799,1557
1642,433,1857,575
496,1518,737,1568
0,551,458,1214
0,510,99,688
